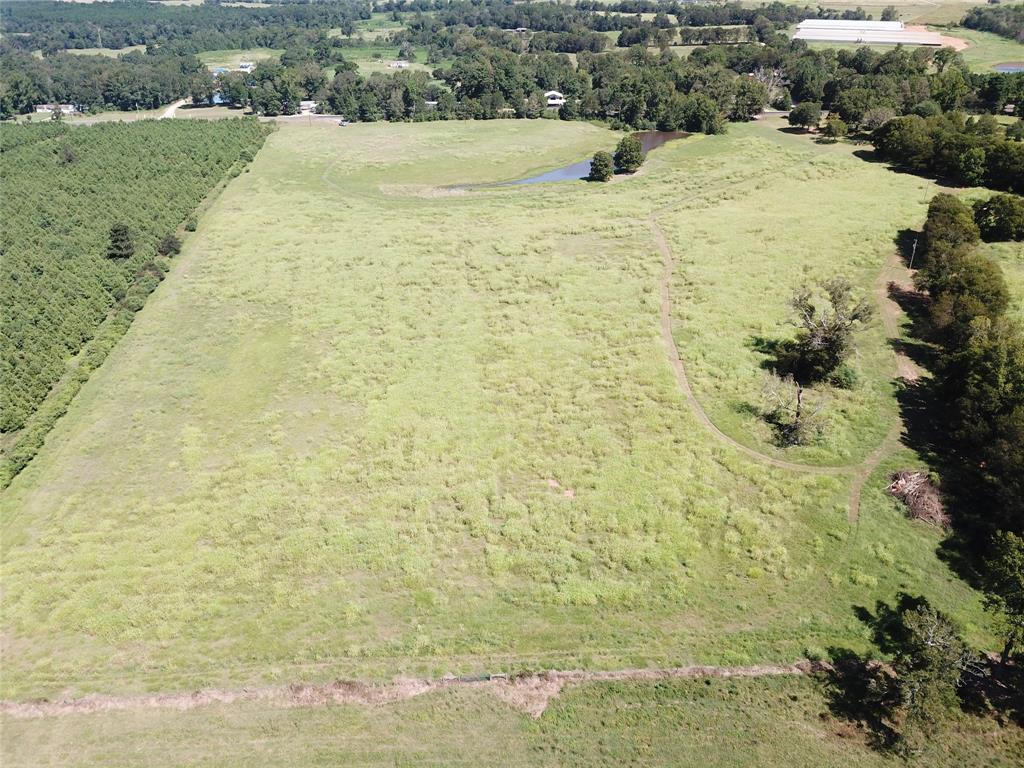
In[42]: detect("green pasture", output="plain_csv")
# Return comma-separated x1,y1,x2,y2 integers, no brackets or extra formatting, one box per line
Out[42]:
197,48,283,71
756,0,988,26
348,12,409,40
337,43,436,75
982,240,1024,320
948,27,1024,71
0,118,994,700
65,44,147,58
4,675,1022,767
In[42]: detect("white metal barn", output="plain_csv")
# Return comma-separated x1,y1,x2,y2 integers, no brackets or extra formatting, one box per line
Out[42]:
794,20,945,46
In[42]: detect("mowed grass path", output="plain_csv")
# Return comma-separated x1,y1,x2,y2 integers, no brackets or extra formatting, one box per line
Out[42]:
0,119,988,699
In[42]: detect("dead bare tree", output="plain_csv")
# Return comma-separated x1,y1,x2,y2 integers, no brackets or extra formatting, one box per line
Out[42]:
761,372,827,446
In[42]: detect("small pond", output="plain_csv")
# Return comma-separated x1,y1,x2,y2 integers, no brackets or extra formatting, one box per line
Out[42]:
993,62,1024,73
499,130,689,186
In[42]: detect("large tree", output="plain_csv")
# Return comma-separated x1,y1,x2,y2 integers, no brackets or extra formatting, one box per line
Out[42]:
779,277,873,383
588,150,613,181
613,135,643,173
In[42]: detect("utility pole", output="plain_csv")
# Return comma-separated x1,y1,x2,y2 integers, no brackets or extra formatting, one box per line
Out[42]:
909,238,918,270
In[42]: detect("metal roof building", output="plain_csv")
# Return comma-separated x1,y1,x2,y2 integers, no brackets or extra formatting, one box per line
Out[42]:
794,19,945,46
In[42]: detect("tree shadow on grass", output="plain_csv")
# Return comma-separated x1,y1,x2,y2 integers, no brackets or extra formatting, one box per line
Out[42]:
822,596,929,752
822,648,899,752
747,335,789,375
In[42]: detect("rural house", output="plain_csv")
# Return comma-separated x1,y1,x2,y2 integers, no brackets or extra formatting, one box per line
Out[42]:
545,90,566,108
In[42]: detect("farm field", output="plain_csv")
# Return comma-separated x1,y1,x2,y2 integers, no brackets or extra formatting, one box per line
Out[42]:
335,42,436,75
4,675,1023,767
0,118,995,706
197,47,283,70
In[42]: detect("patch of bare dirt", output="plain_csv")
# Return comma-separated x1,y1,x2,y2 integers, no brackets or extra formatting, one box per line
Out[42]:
907,25,970,52
488,674,565,718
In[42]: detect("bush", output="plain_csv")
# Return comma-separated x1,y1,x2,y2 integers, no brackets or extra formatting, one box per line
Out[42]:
185,217,198,232
822,116,848,140
589,151,614,181
912,100,942,118
613,135,644,173
771,88,792,111
157,233,182,256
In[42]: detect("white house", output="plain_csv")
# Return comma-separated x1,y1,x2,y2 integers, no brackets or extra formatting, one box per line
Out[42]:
34,104,76,115
544,90,566,108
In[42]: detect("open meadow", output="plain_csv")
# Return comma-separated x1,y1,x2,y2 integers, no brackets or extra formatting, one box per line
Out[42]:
197,47,283,71
0,118,997,709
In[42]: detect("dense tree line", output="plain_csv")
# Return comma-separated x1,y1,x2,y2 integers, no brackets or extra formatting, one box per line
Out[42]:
913,192,1024,537
873,113,1024,192
1,119,269,438
962,3,1024,43
0,0,370,53
0,45,209,116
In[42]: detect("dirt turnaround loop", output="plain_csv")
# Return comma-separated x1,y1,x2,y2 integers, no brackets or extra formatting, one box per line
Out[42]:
0,661,833,720
651,216,919,524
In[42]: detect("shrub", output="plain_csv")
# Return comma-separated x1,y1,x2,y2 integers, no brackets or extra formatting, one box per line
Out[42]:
185,217,198,232
589,151,614,181
157,233,182,256
822,116,848,141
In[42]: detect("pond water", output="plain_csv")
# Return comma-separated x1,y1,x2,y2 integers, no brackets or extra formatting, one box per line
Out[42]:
499,130,689,186
993,62,1024,73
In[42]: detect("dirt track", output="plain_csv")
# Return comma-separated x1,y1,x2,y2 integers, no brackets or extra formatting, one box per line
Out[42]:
0,661,833,720
651,216,920,523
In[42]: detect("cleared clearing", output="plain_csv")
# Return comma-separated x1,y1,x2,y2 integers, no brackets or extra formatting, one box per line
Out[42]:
0,119,992,704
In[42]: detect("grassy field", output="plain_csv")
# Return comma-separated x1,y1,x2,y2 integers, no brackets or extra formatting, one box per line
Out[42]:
981,241,1024,320
347,12,410,41
749,0,988,25
336,43,436,75
801,24,1024,72
0,118,995,703
65,44,147,58
948,27,1024,71
4,675,1022,767
197,47,283,71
